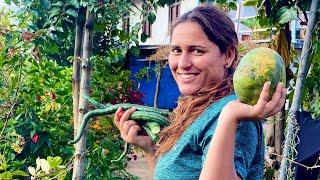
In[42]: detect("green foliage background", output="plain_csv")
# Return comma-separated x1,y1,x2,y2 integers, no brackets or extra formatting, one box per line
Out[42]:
0,0,148,178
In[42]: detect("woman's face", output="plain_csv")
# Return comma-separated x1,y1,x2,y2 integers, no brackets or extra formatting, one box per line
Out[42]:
169,21,234,96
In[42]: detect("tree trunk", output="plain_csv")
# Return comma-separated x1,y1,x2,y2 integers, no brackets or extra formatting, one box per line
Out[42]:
72,8,95,180
279,0,319,179
153,62,162,108
72,7,85,137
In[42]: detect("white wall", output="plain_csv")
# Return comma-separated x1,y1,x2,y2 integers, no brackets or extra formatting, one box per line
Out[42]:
181,0,197,13
131,0,198,46
142,5,171,46
129,0,167,45
129,0,143,35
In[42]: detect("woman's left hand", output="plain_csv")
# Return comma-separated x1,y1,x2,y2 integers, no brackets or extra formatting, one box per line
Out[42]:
223,82,287,121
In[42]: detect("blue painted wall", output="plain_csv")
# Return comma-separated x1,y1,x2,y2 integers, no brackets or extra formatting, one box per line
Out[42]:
129,56,180,109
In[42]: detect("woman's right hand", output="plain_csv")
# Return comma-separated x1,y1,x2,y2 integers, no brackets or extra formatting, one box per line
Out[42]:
114,107,155,153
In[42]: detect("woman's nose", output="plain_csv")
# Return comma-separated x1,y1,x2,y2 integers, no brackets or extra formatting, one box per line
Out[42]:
178,53,192,69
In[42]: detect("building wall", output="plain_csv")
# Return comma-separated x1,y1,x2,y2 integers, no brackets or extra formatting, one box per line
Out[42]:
131,0,198,46
180,0,198,14
129,56,180,109
142,5,171,46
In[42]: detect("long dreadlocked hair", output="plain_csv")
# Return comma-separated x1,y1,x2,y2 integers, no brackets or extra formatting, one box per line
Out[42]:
154,4,239,161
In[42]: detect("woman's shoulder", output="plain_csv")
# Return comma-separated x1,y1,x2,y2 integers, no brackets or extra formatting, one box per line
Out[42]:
189,93,238,139
200,92,237,118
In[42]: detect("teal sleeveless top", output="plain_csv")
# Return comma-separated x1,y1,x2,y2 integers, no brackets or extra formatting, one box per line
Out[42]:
154,94,264,180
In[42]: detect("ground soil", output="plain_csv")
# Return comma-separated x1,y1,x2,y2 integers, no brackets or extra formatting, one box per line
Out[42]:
126,153,153,180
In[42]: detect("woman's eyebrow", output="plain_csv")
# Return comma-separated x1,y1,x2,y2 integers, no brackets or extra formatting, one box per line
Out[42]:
169,45,180,49
189,45,207,49
169,45,207,49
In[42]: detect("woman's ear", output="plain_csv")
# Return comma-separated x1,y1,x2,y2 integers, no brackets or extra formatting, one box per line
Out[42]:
224,47,236,68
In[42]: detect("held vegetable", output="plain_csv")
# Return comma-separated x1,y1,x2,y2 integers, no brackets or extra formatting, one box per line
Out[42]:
81,94,171,116
69,95,170,162
233,47,286,105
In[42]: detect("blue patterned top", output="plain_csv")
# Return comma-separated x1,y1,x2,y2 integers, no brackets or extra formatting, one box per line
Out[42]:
154,93,264,180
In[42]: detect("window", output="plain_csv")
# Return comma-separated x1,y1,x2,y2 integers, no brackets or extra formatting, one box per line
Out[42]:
122,12,130,34
143,15,152,37
169,0,181,26
295,12,309,41
241,34,251,41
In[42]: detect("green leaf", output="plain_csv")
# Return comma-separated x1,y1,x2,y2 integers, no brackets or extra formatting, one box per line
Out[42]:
11,170,29,177
69,0,80,9
40,0,51,9
52,1,63,7
147,12,156,24
30,130,36,138
120,48,128,58
300,0,312,11
130,46,140,57
140,33,149,42
65,9,78,18
55,26,64,32
4,0,11,5
11,0,18,5
0,171,13,179
240,17,258,29
0,163,8,171
31,10,39,18
49,7,60,15
257,16,270,27
119,30,127,41
243,0,258,6
217,0,227,4
48,9,60,22
228,2,237,10
276,6,297,24
47,156,62,168
311,42,320,65
5,33,13,45
157,0,175,6
80,1,87,7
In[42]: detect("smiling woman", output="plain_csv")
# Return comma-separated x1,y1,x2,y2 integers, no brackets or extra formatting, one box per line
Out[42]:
113,4,286,180
168,21,234,95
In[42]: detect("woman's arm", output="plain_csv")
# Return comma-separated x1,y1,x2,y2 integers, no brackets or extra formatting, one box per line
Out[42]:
143,150,156,170
200,110,240,180
200,82,286,180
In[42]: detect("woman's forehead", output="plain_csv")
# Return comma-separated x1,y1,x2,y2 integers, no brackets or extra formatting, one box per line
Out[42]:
171,22,211,46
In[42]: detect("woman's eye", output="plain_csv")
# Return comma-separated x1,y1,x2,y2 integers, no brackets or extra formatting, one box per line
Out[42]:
192,49,203,55
171,48,181,54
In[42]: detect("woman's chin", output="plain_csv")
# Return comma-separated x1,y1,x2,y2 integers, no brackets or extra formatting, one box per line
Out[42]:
179,87,199,96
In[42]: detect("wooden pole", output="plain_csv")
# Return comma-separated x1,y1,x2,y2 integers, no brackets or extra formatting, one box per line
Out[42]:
72,7,85,137
153,62,163,108
72,8,95,180
279,0,319,179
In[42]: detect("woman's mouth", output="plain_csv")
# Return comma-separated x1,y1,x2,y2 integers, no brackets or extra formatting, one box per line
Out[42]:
177,72,199,80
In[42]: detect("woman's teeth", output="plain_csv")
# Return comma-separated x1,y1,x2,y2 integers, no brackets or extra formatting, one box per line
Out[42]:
179,73,197,79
